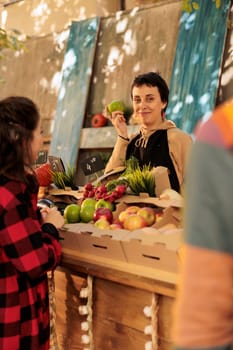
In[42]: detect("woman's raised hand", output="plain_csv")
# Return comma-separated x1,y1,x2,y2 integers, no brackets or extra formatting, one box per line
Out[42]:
110,110,128,138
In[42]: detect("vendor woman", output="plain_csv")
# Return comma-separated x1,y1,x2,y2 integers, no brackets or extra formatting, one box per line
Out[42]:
104,71,193,193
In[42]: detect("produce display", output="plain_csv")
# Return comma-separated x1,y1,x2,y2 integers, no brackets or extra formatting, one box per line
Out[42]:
58,180,166,229
35,157,182,231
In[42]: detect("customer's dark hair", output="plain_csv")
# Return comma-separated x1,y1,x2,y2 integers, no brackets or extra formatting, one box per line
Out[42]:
130,72,169,110
0,96,40,182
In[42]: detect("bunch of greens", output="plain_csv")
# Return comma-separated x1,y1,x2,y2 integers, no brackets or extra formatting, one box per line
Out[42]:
106,157,155,197
51,165,77,190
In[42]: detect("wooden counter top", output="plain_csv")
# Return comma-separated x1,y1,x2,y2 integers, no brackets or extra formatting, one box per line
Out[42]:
61,247,178,298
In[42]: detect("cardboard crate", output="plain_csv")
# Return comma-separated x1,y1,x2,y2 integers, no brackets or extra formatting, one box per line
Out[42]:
60,222,182,272
115,193,183,209
121,228,182,273
59,229,81,251
61,223,128,262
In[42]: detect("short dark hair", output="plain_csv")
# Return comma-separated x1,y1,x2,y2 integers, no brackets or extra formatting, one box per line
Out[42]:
0,96,40,182
130,72,169,110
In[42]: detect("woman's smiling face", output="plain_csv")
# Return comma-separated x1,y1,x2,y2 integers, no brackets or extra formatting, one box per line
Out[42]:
132,84,167,129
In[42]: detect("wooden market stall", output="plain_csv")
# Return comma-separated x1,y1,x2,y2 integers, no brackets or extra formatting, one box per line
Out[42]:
55,247,178,350
54,208,181,350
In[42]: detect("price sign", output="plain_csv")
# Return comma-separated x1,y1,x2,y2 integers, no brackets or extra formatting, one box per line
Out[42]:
35,150,48,165
48,156,65,172
81,155,105,175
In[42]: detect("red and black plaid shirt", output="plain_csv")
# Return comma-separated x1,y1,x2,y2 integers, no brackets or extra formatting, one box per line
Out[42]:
0,175,62,350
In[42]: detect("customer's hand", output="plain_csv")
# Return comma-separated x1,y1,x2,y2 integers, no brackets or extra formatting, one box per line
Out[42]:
42,207,64,229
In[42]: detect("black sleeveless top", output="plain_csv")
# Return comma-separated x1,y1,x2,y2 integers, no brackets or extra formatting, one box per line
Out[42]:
126,130,180,192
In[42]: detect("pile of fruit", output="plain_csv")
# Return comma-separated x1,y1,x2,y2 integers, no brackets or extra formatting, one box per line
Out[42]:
63,182,127,225
63,181,163,231
35,158,164,231
64,198,163,231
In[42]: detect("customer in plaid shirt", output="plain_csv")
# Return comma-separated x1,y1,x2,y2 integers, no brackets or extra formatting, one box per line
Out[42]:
0,96,64,350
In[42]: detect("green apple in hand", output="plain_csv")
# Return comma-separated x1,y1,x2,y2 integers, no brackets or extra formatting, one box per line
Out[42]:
107,100,125,114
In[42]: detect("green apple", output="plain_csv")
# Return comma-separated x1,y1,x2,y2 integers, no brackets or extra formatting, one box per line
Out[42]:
80,206,96,223
95,199,114,211
107,100,125,113
80,198,97,223
81,198,97,209
64,204,81,223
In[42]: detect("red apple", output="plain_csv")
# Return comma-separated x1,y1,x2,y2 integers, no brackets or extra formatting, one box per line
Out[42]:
93,207,113,224
123,214,147,231
137,207,155,226
91,113,107,128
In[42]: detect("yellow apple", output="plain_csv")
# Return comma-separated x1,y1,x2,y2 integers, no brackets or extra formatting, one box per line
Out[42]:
137,207,155,226
123,214,147,231
110,223,123,230
125,206,140,214
118,210,130,223
155,211,164,222
94,217,111,229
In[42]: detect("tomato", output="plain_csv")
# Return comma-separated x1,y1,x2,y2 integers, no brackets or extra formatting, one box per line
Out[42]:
35,162,52,187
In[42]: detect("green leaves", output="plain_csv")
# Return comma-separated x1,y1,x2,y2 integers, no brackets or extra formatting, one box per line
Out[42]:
106,157,156,197
182,0,199,12
0,27,26,83
122,158,155,197
0,28,25,58
182,0,222,12
51,165,77,189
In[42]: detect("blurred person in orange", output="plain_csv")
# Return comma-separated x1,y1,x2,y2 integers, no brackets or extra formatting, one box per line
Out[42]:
172,99,233,350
